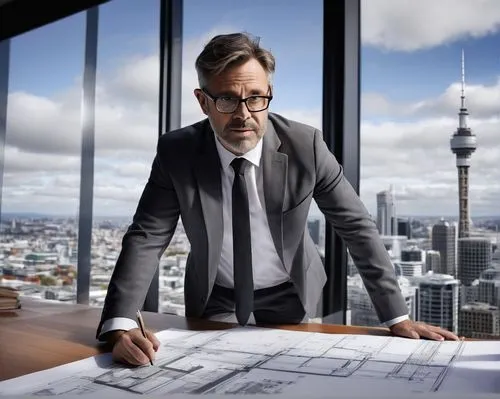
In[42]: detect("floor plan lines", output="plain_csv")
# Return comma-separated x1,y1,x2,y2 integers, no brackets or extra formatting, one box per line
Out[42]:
1,327,498,396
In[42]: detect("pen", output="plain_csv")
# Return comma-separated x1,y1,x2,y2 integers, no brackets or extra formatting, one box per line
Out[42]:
136,310,154,366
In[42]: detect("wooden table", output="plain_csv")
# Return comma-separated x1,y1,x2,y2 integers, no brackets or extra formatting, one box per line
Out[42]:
0,298,391,382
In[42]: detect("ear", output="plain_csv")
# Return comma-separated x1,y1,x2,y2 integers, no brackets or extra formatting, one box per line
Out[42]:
194,89,209,115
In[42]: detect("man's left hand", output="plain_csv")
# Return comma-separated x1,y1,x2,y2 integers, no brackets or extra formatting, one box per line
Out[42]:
389,319,460,341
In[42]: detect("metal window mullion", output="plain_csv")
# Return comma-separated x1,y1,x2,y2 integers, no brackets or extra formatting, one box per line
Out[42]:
76,6,98,304
0,39,9,221
143,0,183,312
322,0,361,324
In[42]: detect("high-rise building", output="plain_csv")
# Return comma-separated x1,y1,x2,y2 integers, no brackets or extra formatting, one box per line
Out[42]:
307,218,325,250
395,261,424,277
348,274,416,326
459,303,500,339
477,267,500,306
307,219,321,246
380,235,408,261
397,217,412,239
461,283,479,306
376,186,397,236
450,50,477,239
431,219,456,276
418,273,459,334
425,250,441,273
401,246,423,262
458,237,492,286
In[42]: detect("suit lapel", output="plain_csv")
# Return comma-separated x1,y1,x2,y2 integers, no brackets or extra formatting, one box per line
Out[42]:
262,120,288,271
194,123,223,289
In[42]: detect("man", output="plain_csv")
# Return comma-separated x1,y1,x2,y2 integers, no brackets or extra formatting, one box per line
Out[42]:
97,32,458,366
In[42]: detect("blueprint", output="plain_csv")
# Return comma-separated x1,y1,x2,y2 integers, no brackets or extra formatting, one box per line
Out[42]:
1,327,500,396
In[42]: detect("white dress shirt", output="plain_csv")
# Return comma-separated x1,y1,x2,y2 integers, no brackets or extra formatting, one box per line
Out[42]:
213,135,289,289
99,135,407,337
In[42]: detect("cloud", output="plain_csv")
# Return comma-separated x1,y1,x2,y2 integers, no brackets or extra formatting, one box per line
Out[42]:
284,96,500,217
6,92,82,155
3,147,80,174
270,108,322,130
362,0,500,51
358,113,500,216
362,78,500,120
107,54,160,107
3,20,499,219
358,78,499,216
412,79,500,119
3,26,241,216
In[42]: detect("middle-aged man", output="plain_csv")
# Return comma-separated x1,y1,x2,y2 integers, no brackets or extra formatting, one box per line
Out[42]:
96,32,459,366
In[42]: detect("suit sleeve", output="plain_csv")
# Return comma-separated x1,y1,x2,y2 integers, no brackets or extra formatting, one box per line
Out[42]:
311,129,409,323
96,149,180,339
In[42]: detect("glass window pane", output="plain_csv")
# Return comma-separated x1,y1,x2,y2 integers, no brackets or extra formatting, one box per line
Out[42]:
1,14,86,301
91,0,160,307
355,1,500,338
176,0,323,318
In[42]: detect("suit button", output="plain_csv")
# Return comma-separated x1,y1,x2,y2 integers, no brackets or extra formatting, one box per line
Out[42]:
201,295,206,303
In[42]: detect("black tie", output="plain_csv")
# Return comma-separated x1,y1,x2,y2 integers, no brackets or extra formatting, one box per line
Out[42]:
230,157,254,325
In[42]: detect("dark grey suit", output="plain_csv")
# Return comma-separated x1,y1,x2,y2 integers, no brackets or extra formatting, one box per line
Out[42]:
96,112,408,337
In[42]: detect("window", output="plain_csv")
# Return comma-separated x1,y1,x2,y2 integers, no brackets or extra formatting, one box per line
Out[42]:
0,13,86,301
173,0,324,316
91,0,160,307
0,0,163,308
352,0,500,338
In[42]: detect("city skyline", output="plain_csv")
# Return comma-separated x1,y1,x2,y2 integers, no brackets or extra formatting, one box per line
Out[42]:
3,0,500,218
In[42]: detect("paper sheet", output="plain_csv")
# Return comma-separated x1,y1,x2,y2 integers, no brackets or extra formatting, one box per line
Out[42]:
1,327,499,396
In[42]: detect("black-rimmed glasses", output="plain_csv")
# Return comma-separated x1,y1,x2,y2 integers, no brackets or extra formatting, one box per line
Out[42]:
201,88,273,113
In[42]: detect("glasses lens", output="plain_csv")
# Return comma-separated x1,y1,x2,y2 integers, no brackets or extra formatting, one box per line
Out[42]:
247,97,268,111
217,98,238,113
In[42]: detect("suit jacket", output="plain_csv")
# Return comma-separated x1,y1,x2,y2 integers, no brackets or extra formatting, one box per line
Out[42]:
96,112,408,338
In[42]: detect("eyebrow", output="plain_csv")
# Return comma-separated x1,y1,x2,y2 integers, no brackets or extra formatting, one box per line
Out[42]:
216,89,268,97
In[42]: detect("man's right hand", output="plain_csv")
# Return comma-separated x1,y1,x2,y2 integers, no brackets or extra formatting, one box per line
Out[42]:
109,328,160,366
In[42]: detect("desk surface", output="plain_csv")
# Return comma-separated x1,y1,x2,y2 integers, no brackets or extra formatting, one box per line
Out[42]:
0,298,391,382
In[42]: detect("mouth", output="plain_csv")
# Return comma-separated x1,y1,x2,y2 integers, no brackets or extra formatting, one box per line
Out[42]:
229,128,255,137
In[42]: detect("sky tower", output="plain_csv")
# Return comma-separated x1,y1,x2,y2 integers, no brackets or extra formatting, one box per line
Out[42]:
450,50,476,238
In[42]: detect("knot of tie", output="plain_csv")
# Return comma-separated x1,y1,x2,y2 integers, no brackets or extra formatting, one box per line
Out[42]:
230,157,249,175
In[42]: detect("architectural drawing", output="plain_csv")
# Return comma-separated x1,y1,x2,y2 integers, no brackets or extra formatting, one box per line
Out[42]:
1,327,499,396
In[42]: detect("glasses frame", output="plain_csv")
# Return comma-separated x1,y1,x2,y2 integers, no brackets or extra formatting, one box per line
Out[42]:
201,87,273,114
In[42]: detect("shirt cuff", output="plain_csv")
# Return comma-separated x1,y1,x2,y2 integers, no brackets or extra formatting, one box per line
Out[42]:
99,317,138,340
384,314,409,327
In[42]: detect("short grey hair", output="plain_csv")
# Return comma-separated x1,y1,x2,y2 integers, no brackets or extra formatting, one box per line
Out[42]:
195,32,275,88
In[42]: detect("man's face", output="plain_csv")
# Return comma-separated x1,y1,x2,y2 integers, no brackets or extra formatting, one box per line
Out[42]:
194,58,271,155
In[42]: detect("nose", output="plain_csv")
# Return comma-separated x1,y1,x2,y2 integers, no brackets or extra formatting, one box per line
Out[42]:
232,100,251,120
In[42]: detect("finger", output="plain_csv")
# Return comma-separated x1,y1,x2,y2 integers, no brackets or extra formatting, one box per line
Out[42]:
431,327,459,341
130,332,156,363
112,335,137,366
116,334,151,366
419,329,445,341
113,342,146,366
392,325,420,339
433,330,459,341
115,345,146,366
124,342,151,365
415,325,448,341
146,330,160,351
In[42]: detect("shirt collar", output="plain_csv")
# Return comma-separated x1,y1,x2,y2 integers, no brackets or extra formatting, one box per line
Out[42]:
214,132,263,170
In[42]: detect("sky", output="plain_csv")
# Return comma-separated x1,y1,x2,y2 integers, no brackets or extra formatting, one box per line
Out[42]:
3,0,500,220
